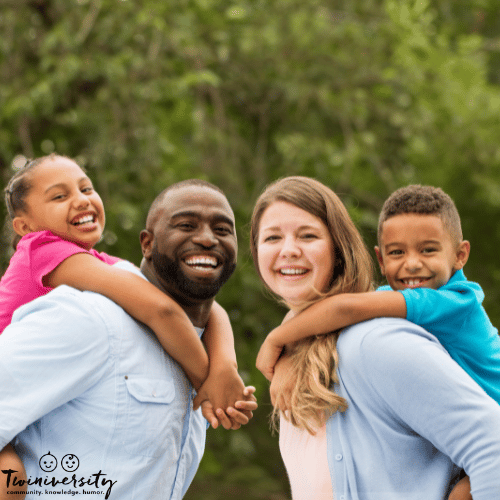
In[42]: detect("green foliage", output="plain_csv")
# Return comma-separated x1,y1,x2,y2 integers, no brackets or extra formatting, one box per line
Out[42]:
2,1,500,498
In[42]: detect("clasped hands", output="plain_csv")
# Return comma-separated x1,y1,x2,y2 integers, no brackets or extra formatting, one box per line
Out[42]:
192,364,257,430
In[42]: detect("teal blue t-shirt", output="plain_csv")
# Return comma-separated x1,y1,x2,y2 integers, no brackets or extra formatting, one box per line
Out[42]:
378,269,500,404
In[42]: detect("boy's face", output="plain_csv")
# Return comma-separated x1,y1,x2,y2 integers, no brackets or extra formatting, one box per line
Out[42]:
375,213,470,291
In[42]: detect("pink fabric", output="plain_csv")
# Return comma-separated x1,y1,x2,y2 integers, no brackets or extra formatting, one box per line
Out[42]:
0,230,120,333
279,415,334,500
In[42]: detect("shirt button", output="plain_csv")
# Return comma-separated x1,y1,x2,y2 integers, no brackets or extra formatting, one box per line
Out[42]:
335,454,343,461
152,391,156,397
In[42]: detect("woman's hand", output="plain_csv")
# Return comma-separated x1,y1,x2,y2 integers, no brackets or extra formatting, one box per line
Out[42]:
256,333,285,381
270,351,296,412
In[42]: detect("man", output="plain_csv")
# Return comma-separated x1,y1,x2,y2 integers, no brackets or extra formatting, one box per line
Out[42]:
0,180,255,499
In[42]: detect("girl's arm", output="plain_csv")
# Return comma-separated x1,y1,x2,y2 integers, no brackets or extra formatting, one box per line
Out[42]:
256,291,406,380
193,303,250,424
46,253,209,390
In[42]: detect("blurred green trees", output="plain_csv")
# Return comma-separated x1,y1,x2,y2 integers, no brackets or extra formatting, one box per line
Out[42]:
2,1,500,498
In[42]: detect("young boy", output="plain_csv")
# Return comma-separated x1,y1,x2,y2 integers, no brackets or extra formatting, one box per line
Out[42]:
256,184,500,499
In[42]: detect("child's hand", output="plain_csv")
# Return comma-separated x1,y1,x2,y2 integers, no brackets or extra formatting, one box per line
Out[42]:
201,387,257,429
448,475,471,500
256,332,285,381
192,364,246,414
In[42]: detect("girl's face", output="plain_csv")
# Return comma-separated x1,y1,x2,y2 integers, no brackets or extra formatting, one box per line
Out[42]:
14,157,105,250
257,201,335,310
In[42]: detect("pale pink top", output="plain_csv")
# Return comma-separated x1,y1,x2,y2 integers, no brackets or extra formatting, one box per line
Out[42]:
0,230,120,333
279,414,335,500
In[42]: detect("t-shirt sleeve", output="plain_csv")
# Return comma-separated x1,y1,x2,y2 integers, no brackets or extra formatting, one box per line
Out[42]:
29,232,91,290
401,286,478,345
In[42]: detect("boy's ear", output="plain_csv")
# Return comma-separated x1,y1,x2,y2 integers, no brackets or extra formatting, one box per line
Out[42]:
12,216,34,237
140,229,154,259
374,246,386,276
454,240,470,270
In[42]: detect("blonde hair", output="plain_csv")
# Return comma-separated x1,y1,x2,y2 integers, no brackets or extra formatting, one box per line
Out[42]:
250,177,374,434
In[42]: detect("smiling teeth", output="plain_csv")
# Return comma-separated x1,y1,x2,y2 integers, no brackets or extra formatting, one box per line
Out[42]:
402,279,427,286
73,215,94,225
280,268,307,275
185,256,218,267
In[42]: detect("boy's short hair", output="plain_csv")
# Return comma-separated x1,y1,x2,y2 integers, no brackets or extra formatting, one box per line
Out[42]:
378,184,463,245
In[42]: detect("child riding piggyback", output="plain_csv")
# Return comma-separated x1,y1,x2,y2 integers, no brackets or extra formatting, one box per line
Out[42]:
0,153,251,498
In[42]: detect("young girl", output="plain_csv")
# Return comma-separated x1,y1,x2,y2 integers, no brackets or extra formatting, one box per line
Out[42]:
0,154,249,497
251,177,484,500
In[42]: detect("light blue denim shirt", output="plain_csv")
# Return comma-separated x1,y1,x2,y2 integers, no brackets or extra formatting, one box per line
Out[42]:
0,262,206,499
327,317,500,500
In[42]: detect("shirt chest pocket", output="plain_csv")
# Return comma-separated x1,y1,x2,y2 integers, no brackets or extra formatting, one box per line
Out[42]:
123,376,179,458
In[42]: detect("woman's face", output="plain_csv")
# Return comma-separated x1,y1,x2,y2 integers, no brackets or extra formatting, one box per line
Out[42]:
257,201,335,310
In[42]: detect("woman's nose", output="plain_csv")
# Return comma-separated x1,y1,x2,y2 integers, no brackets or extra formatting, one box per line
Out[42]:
279,235,301,258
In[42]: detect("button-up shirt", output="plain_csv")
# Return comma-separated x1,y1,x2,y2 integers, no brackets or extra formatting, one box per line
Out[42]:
0,262,206,499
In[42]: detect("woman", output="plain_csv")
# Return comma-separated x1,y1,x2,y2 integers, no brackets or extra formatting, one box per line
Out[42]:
250,177,500,500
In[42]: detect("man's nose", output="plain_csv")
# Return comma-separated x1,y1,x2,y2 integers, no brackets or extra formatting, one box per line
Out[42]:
192,226,218,248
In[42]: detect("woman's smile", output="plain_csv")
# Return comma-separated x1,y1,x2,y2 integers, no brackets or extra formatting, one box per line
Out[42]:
257,201,334,309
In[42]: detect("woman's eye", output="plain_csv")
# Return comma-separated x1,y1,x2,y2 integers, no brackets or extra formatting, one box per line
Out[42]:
263,235,280,242
52,194,65,201
301,233,318,240
422,248,437,254
388,249,403,256
81,187,93,193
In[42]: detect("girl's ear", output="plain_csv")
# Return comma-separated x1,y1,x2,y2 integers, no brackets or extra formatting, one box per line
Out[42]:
454,240,471,270
12,216,34,237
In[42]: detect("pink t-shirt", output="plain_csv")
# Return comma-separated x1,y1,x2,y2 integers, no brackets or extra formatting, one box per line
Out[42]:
279,415,335,500
0,230,120,333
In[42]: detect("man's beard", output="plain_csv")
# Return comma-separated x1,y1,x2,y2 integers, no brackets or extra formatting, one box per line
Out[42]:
151,246,236,301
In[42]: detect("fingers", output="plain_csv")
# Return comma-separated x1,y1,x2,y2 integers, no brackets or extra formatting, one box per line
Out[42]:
200,401,219,429
234,400,258,412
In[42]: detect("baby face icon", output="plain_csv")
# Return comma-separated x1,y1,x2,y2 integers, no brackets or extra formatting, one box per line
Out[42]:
39,452,57,472
61,454,80,472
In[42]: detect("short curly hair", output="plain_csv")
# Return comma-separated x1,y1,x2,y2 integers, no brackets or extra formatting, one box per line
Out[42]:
378,184,463,245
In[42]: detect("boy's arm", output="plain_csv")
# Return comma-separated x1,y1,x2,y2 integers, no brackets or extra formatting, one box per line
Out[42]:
46,253,209,390
193,303,248,418
256,291,406,380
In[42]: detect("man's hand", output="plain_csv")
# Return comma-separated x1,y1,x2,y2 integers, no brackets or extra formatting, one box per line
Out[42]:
201,386,257,429
269,351,295,412
193,364,246,413
256,333,285,381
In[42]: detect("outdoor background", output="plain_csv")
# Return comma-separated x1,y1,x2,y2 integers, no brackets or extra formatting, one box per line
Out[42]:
2,1,500,498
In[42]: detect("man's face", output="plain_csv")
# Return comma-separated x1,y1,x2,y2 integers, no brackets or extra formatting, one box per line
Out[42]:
143,186,237,303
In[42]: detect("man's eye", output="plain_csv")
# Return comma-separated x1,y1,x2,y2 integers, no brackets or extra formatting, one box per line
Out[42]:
422,248,437,254
215,226,232,235
81,187,93,193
